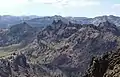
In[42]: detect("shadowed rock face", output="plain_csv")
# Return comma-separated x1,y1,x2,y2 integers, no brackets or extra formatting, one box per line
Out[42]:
14,54,27,68
0,54,29,77
84,48,120,77
0,59,11,77
83,54,109,77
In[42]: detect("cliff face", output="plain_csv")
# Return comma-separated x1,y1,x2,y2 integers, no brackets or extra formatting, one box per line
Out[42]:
84,48,120,77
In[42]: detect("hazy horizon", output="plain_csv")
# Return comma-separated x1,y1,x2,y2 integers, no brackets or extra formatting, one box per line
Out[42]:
0,0,120,17
0,14,120,18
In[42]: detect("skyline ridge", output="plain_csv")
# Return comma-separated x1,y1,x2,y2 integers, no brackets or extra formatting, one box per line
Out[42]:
0,14,120,18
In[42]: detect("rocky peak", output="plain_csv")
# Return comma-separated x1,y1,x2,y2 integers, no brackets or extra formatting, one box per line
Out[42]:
98,21,116,28
9,22,32,32
98,21,120,35
52,20,66,25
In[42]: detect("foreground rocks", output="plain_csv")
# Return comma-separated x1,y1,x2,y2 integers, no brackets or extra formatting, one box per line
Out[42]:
0,53,68,77
0,54,31,77
84,48,120,77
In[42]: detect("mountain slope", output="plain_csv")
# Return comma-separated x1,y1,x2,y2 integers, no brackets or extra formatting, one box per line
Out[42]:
0,22,39,47
1,15,120,28
36,20,120,76
16,20,120,77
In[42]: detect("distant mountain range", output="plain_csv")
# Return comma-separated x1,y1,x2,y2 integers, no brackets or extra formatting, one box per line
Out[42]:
1,15,120,28
0,15,39,28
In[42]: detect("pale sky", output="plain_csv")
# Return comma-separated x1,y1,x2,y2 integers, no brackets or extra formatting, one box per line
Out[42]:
0,0,120,17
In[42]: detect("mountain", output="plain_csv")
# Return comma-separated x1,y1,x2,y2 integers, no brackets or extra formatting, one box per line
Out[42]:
0,20,119,77
1,15,120,29
67,15,120,26
26,15,70,27
0,22,39,47
0,15,39,28
26,15,120,28
90,15,120,26
0,15,69,28
1,18,120,77
34,20,120,77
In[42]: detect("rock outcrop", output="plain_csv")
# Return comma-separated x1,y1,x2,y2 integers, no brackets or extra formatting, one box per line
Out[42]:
84,48,120,77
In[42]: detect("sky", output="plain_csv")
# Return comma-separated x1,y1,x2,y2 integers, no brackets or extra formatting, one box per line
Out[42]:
0,0,120,17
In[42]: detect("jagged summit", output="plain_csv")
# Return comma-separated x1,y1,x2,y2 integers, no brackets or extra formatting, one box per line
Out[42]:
98,21,116,28
52,20,66,25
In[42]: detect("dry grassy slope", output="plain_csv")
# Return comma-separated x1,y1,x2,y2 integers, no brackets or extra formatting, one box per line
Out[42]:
0,44,22,58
